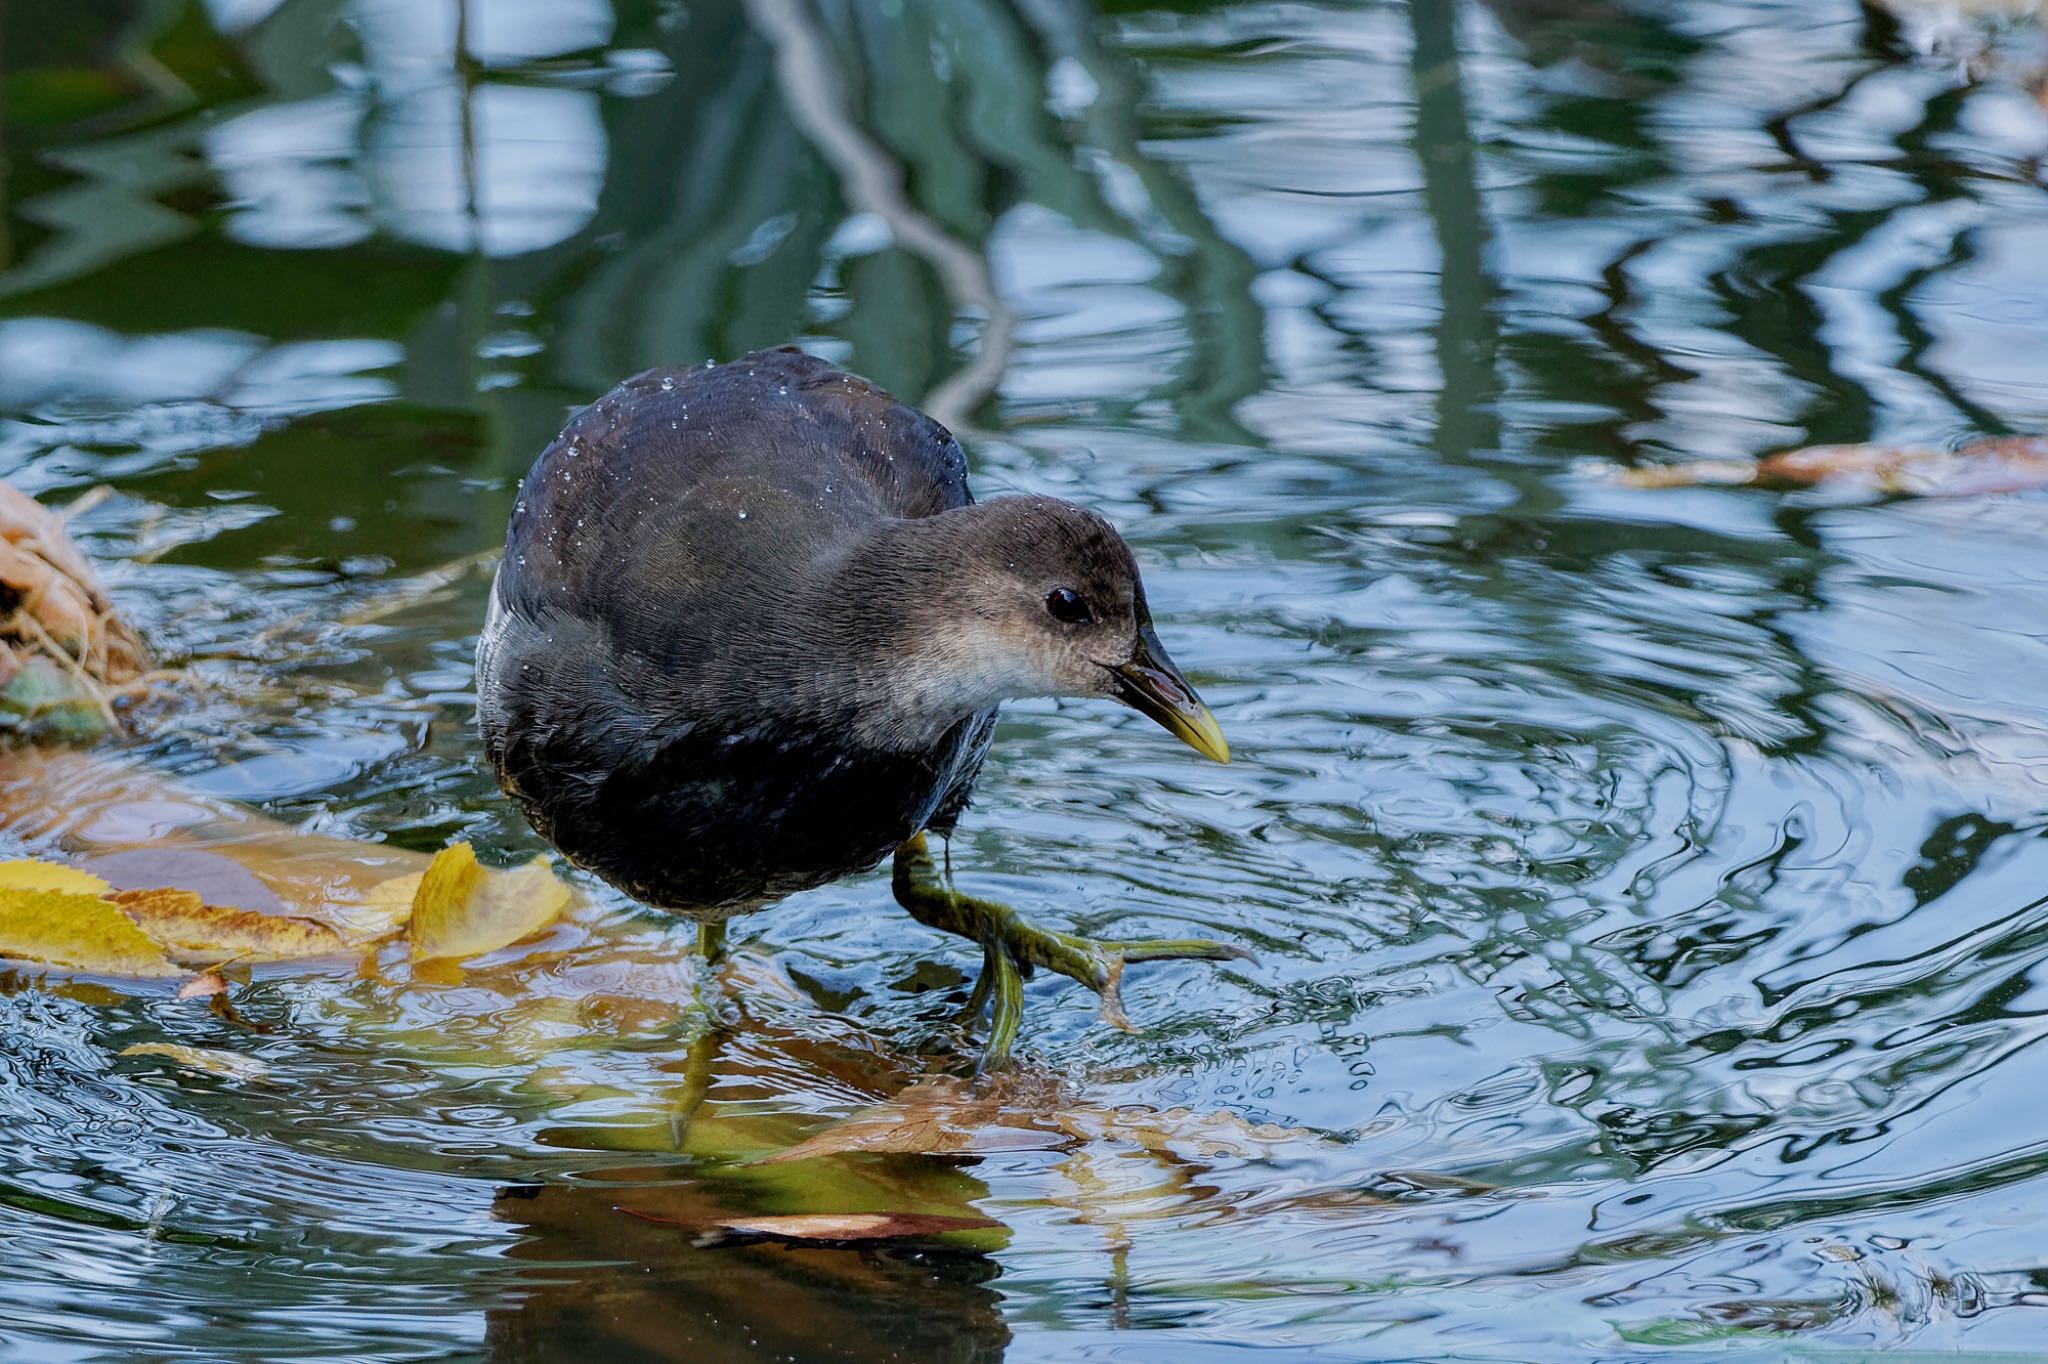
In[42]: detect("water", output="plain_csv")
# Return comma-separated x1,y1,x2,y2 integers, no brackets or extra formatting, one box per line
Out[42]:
4,0,2048,1358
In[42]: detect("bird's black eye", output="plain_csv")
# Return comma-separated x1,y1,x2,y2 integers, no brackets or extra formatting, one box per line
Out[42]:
1044,586,1092,625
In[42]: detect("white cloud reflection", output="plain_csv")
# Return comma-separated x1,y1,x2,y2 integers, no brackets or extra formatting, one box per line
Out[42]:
208,94,372,249
0,319,401,413
363,82,606,255
204,0,622,257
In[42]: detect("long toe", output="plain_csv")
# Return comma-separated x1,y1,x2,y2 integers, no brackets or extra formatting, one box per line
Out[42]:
892,835,1251,1066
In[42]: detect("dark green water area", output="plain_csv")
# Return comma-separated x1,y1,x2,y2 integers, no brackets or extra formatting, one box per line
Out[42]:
5,1,2048,1359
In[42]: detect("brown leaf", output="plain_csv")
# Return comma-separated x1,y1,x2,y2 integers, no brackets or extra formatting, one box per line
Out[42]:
80,848,287,915
121,1042,270,1084
0,538,95,652
0,484,105,605
761,1072,1334,1164
711,1212,998,1242
619,1206,997,1243
0,748,444,921
409,843,569,962
0,482,147,697
107,887,347,964
177,971,229,1000
0,757,585,981
756,1075,1073,1163
1603,435,2048,497
0,887,181,977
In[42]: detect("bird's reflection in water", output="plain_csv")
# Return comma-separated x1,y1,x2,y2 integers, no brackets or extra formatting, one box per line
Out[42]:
481,941,1015,1364
486,1169,1009,1364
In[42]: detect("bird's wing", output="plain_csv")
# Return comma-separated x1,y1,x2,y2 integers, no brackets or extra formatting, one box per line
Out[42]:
694,347,972,518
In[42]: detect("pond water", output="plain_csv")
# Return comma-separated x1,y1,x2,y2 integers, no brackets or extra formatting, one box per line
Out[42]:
5,0,2048,1359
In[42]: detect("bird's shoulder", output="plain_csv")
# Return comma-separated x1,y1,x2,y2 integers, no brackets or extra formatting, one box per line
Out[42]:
498,349,969,628
599,347,969,518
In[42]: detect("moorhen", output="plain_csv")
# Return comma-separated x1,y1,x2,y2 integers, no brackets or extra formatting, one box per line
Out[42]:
477,348,1243,1064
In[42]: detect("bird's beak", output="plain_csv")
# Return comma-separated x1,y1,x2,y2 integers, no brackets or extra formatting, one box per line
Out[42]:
1108,625,1230,763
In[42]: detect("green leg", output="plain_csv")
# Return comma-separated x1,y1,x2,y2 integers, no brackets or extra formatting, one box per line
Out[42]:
669,918,730,1147
891,832,1251,1069
959,942,995,1024
666,1023,724,1150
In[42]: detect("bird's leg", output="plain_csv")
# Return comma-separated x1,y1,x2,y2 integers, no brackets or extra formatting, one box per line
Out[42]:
891,832,1251,1069
663,917,741,1147
665,1021,725,1150
930,836,997,1026
678,917,729,1038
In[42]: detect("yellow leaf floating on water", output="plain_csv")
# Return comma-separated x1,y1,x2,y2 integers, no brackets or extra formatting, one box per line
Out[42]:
121,1042,271,1084
408,843,568,963
0,842,568,976
0,888,181,977
107,887,346,964
0,854,395,974
335,870,423,944
0,859,114,896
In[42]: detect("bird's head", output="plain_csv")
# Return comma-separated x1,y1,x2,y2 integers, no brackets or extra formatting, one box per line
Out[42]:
870,496,1228,762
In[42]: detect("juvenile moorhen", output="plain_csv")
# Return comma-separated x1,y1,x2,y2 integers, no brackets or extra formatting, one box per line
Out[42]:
477,347,1243,1064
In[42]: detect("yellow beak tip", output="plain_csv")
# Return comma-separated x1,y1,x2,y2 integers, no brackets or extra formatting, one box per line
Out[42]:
1181,716,1231,765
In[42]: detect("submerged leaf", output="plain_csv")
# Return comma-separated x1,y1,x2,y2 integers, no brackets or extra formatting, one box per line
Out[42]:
121,1042,270,1084
708,1212,998,1243
0,888,181,976
338,870,422,943
1600,435,2048,496
761,1073,1335,1164
758,1076,1068,1162
619,1206,996,1244
409,843,569,962
0,859,115,896
81,848,287,914
108,887,346,964
177,970,229,1000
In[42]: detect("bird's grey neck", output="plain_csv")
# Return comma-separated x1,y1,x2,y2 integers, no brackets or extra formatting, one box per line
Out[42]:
806,507,1021,751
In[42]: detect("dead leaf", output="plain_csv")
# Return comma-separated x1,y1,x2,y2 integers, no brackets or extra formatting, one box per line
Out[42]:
42,980,129,1006
177,971,228,999
710,1211,998,1242
337,870,422,943
107,886,346,964
121,1042,270,1084
0,858,114,896
409,843,569,962
0,749,455,935
80,848,287,914
760,1073,1335,1164
1065,1104,1333,1160
0,888,181,976
758,1076,1069,1162
1599,435,2048,496
0,854,403,974
619,1206,997,1243
0,483,148,738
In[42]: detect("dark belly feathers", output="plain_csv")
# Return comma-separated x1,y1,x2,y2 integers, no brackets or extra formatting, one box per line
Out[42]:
485,668,994,912
477,349,993,915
